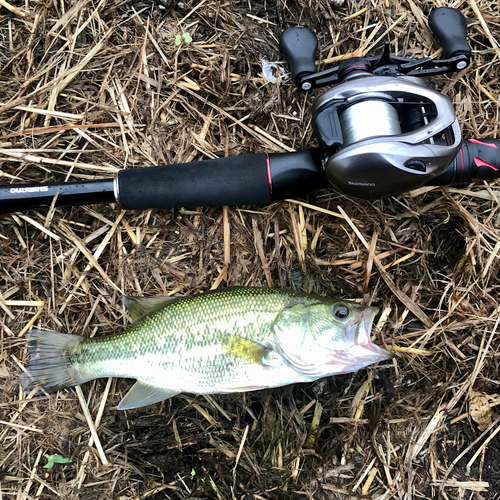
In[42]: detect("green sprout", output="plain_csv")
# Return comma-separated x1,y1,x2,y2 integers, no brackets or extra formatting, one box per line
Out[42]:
175,32,193,46
43,453,72,469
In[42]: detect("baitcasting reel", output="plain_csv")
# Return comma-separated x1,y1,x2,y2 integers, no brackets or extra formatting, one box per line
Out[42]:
280,7,475,199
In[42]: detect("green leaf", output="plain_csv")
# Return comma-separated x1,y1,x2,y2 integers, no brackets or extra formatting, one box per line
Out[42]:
182,32,192,44
175,34,182,46
43,453,72,469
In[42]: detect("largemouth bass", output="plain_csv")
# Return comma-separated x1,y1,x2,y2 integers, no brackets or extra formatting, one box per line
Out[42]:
22,287,391,410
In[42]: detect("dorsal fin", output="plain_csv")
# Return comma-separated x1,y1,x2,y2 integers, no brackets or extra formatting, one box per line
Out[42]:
122,296,180,323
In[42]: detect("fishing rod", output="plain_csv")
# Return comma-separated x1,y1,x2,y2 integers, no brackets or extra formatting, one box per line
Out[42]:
1,7,498,215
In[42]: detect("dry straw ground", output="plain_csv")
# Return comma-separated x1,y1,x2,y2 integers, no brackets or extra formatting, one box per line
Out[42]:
0,0,499,498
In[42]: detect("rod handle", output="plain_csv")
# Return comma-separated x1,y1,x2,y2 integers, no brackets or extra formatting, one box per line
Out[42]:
116,150,325,210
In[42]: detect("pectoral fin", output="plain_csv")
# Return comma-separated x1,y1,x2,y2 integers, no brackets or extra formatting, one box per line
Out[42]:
122,296,180,323
222,335,272,366
117,381,178,410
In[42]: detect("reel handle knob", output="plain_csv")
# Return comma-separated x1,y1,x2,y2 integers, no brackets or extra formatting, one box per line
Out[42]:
428,7,471,60
280,26,318,89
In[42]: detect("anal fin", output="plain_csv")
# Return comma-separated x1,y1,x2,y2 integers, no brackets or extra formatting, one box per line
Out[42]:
118,381,178,410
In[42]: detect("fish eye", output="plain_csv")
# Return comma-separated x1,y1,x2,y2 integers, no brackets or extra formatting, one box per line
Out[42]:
333,305,349,319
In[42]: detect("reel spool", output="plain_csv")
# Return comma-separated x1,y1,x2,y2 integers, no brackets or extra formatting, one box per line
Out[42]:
338,98,401,147
334,63,403,147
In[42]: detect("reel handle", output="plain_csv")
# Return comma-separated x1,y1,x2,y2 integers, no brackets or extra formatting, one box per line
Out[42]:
428,7,471,60
279,26,318,89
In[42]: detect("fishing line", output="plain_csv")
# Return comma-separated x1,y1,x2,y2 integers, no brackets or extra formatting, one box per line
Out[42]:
339,99,401,146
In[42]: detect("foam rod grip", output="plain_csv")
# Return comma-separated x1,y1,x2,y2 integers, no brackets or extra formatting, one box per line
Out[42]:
116,154,271,210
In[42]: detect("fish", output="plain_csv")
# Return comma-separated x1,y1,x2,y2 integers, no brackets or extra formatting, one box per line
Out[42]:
21,287,391,410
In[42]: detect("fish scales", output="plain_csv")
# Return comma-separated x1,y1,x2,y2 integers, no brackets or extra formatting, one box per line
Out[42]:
22,287,392,410
73,288,311,391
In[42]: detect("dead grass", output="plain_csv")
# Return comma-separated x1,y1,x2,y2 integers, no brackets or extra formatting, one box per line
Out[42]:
0,0,499,498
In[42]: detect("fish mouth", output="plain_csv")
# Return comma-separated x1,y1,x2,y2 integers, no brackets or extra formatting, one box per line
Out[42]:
324,306,392,372
354,306,392,360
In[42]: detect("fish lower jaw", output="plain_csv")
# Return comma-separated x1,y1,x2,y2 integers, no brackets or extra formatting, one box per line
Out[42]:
323,344,391,372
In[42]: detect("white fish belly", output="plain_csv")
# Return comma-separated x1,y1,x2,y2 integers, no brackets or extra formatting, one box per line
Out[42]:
132,350,308,395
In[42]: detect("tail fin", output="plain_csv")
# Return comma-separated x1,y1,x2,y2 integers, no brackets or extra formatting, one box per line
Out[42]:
22,329,85,394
